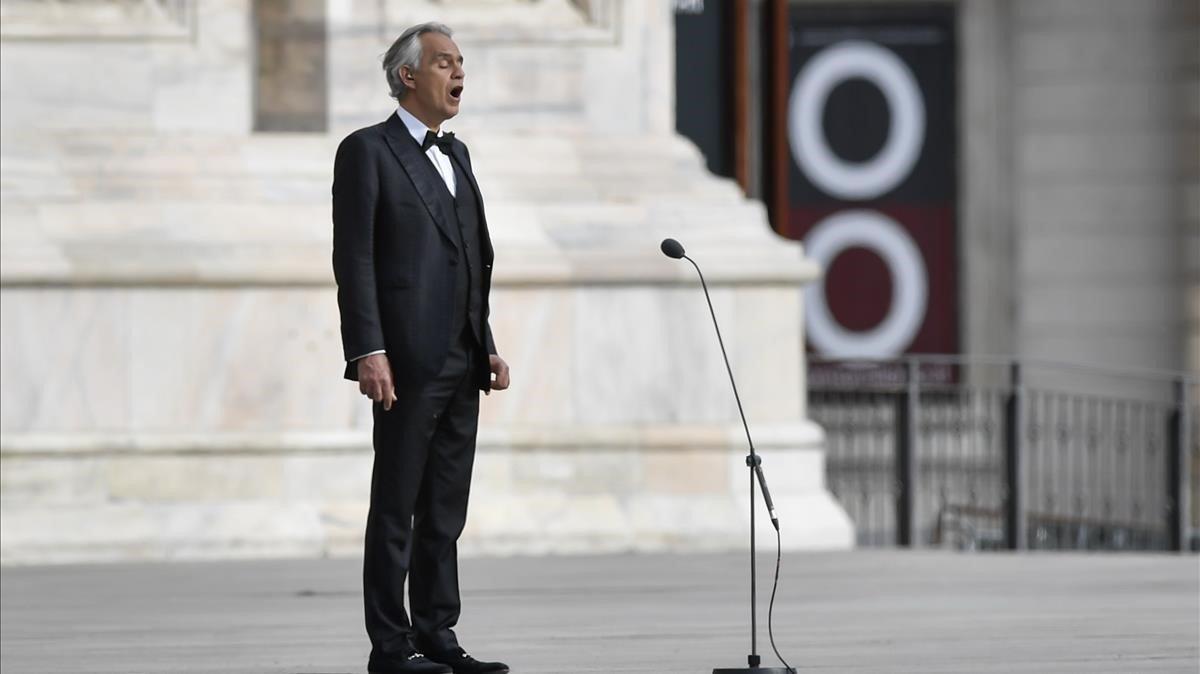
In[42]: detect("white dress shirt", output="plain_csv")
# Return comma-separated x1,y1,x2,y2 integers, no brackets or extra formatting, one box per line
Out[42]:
395,104,457,197
350,107,458,363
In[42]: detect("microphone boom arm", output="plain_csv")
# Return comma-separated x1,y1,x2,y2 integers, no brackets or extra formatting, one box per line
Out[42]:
666,238,793,673
683,255,779,530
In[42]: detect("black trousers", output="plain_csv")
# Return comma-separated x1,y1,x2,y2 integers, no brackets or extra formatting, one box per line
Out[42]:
364,329,480,670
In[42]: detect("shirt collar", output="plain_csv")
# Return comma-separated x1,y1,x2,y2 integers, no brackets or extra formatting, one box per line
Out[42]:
395,105,442,148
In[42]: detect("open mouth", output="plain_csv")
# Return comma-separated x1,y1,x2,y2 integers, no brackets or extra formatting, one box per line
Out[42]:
449,86,463,100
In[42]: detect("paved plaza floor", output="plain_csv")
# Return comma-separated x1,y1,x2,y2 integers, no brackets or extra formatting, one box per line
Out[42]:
1,550,1197,673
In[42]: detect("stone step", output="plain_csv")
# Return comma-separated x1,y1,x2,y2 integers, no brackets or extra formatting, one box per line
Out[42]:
2,133,732,203
1,171,741,203
0,131,712,170
2,196,766,242
1,152,713,181
1,129,782,285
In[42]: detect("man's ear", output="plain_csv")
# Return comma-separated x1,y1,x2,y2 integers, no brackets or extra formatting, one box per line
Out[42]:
399,65,417,89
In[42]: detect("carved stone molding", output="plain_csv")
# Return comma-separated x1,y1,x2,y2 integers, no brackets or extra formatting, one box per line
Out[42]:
0,0,196,41
380,0,621,45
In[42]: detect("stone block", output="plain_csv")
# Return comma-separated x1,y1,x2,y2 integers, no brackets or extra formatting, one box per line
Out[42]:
640,448,727,495
102,455,286,501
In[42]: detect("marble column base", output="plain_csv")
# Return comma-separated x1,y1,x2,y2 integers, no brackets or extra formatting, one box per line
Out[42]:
0,424,853,565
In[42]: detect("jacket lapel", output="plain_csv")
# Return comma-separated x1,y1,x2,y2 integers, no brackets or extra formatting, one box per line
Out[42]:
381,114,457,247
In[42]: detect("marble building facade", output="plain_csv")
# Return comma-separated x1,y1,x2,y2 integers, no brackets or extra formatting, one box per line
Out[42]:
0,0,853,563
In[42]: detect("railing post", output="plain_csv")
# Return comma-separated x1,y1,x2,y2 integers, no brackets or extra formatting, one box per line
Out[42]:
1005,362,1026,550
1167,378,1190,552
895,359,919,547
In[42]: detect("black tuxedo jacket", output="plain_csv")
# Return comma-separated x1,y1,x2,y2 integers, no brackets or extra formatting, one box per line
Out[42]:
332,113,497,391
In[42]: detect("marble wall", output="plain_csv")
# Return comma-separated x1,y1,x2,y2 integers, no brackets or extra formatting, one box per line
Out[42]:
326,0,671,135
1,283,812,435
1,280,852,563
958,0,1200,375
0,0,253,133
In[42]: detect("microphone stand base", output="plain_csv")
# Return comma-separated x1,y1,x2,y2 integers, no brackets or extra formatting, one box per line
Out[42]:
712,668,795,673
710,662,796,666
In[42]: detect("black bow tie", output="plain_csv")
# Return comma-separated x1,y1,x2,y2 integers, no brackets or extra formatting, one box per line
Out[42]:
421,130,455,155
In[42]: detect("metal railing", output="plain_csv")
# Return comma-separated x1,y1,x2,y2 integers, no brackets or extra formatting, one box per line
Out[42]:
809,356,1198,552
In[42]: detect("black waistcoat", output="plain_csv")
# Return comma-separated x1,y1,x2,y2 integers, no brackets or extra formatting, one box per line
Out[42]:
436,156,485,350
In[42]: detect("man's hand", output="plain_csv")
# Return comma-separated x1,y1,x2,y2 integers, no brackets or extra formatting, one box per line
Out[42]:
486,354,510,394
357,353,397,410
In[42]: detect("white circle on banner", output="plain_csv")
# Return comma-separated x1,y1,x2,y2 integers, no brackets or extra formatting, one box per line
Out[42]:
789,40,925,201
804,210,928,357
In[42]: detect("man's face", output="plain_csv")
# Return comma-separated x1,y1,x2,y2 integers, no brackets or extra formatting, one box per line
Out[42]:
401,32,465,125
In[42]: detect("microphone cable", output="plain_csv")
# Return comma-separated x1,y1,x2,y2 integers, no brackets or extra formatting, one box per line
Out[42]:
768,525,795,673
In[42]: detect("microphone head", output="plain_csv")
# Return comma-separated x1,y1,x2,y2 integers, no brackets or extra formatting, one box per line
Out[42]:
660,238,686,259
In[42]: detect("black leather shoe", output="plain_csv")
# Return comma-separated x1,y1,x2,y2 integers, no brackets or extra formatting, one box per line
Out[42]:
369,651,454,673
424,647,509,674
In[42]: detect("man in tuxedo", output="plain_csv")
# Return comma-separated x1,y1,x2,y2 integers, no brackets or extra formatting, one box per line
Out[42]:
332,22,511,674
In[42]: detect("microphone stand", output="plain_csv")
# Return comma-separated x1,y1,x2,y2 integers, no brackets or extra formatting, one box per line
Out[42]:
667,244,792,674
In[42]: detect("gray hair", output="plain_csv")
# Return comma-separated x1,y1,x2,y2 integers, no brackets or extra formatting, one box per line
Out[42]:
383,22,454,101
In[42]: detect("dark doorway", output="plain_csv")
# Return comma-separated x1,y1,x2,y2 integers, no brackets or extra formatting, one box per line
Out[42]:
674,1,734,179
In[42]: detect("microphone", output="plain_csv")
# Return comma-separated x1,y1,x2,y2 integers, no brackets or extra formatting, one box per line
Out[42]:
659,238,779,530
660,237,686,259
